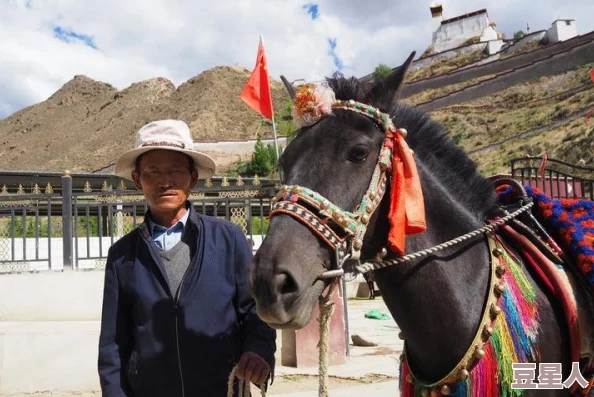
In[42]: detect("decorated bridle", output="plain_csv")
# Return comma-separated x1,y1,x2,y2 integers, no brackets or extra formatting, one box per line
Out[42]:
269,82,426,279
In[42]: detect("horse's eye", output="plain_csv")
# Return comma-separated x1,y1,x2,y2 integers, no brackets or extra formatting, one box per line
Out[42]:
347,145,370,163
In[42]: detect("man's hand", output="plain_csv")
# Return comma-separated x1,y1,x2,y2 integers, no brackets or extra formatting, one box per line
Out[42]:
236,351,271,385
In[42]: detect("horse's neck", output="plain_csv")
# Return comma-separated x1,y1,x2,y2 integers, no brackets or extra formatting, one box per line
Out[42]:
373,168,493,382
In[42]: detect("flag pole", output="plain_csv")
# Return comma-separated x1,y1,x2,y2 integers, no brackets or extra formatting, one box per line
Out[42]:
260,34,281,182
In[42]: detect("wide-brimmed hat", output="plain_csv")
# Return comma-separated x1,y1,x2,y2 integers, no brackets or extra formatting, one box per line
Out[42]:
114,119,216,181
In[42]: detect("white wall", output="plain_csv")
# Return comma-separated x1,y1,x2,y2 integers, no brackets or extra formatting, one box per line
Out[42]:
432,13,490,52
480,26,498,42
547,20,578,43
0,237,117,272
194,137,288,155
487,40,505,55
1,235,266,272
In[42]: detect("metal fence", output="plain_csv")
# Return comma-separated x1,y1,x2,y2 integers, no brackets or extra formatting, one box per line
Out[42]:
0,173,278,274
510,157,594,200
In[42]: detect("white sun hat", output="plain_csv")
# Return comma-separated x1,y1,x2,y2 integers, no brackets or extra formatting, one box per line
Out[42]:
113,119,216,181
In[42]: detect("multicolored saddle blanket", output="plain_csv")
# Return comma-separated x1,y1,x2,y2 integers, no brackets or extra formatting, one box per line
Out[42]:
497,183,594,394
523,186,594,288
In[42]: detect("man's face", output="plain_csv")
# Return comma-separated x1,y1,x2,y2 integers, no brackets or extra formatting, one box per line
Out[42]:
131,150,198,213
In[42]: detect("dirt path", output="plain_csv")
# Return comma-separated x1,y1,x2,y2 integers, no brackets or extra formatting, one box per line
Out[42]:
6,299,400,397
8,374,395,396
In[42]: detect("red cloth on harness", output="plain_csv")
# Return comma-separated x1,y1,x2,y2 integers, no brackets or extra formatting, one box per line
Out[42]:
386,132,426,255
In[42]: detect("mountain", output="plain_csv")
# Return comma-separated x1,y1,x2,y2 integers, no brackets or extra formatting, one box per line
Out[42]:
0,66,290,173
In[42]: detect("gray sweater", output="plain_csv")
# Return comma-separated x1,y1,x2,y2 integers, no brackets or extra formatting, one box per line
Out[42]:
159,238,192,298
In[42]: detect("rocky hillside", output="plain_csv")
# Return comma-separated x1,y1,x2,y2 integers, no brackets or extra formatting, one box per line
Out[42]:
0,66,290,173
422,63,594,175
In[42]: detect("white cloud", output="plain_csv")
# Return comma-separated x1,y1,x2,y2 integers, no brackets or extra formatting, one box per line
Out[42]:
1,0,594,118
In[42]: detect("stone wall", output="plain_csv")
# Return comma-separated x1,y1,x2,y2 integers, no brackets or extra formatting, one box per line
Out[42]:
503,31,547,55
416,38,594,112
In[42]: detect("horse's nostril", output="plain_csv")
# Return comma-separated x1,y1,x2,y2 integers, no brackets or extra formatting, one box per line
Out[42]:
275,272,298,296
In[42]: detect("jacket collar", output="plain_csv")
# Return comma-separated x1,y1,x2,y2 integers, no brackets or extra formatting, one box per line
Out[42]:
147,205,190,235
142,201,202,235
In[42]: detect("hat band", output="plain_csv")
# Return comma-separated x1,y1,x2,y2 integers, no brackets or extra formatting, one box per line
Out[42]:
141,141,186,149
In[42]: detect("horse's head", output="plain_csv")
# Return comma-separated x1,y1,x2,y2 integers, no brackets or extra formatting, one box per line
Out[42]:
248,52,417,329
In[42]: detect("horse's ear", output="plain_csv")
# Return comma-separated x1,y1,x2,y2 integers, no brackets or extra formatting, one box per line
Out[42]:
366,51,416,108
280,75,296,99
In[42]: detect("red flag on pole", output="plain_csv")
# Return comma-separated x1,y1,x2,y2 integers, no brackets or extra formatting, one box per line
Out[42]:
240,37,274,121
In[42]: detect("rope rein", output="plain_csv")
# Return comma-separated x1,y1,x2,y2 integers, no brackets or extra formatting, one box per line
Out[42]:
355,201,534,274
226,282,337,397
318,281,338,397
227,365,267,397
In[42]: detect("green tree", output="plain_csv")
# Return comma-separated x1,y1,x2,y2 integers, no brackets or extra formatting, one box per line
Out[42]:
249,138,277,177
513,30,525,40
251,217,270,235
373,64,392,80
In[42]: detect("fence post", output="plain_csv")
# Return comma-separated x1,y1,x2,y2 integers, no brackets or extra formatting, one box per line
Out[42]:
62,170,73,270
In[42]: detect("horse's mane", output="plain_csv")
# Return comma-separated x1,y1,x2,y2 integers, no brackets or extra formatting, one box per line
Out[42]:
325,75,499,219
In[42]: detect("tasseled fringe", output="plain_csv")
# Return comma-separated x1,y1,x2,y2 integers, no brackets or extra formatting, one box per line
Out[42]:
491,239,539,397
492,320,520,396
449,380,468,397
398,239,540,397
400,358,415,397
485,343,500,397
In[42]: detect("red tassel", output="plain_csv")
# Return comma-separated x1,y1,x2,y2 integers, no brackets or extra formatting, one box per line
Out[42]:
400,359,415,397
484,343,499,397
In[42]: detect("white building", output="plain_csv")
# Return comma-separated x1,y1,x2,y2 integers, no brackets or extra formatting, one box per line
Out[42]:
546,19,578,43
432,9,492,52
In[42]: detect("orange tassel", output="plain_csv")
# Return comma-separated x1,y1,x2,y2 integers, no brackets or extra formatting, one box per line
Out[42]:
387,133,426,255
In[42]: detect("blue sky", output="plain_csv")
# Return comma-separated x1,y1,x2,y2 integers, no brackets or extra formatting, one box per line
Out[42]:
53,26,97,49
1,0,593,119
304,3,319,20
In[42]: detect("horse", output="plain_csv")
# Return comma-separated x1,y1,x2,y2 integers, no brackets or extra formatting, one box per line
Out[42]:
247,51,594,396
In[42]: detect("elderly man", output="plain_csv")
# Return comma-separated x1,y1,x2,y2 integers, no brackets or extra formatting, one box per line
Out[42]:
98,120,276,396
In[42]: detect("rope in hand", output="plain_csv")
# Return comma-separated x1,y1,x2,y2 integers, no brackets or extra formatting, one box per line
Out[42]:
227,364,266,397
318,280,338,397
227,280,338,397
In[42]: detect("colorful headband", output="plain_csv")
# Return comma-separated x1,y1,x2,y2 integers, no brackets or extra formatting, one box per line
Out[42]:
291,83,407,139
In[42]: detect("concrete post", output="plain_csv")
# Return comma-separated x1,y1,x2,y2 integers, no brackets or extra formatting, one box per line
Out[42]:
61,170,73,270
281,290,346,367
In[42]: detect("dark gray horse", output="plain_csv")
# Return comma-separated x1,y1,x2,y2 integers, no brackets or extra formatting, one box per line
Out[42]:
248,52,592,396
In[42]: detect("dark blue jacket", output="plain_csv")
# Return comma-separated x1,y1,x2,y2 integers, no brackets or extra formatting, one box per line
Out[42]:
98,204,276,396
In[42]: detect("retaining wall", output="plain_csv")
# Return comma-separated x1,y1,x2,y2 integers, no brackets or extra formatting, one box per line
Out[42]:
416,38,594,112
402,30,594,98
